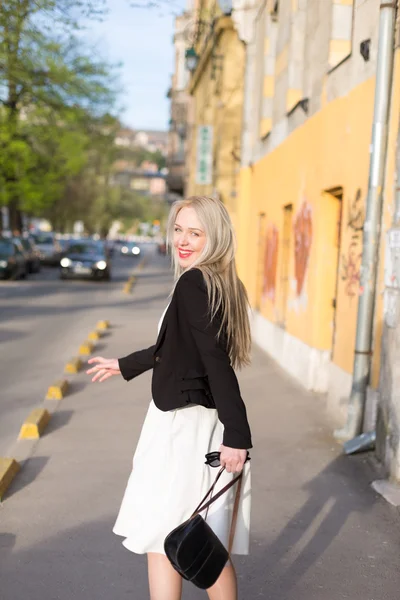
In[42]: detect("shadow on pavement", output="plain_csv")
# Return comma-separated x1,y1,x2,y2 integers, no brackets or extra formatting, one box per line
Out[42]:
3,456,50,501
45,410,74,437
0,533,16,562
244,454,382,599
0,328,28,343
0,517,151,600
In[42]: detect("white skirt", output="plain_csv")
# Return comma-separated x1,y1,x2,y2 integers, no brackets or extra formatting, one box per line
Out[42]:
113,399,251,555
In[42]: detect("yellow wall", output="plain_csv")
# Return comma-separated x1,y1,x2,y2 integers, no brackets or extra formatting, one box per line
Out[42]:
187,22,245,228
236,76,379,374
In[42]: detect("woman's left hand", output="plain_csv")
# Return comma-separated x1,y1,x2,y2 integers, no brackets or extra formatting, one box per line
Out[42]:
219,444,247,473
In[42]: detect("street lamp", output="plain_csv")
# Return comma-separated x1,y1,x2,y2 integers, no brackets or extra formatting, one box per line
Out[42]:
218,0,233,15
185,47,199,73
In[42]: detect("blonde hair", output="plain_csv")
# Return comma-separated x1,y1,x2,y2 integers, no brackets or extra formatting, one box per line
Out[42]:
166,196,251,369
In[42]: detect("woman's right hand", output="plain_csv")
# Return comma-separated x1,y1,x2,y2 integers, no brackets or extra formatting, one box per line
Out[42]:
86,357,121,383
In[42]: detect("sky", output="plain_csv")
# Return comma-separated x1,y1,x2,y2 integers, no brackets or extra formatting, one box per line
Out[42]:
85,0,188,132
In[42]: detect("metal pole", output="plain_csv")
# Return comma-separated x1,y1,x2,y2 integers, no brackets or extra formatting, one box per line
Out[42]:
335,1,397,442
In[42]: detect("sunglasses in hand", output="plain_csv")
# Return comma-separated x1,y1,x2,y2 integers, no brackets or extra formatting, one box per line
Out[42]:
204,450,251,468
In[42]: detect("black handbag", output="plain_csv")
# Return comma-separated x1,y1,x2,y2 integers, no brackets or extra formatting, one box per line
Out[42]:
164,466,243,590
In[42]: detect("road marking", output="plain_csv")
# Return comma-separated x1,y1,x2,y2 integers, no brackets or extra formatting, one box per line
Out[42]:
88,331,101,341
19,408,51,439
0,457,20,501
79,340,94,356
64,358,83,375
46,379,70,400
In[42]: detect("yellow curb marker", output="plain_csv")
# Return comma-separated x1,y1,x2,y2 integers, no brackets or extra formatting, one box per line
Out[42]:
0,457,20,501
88,330,101,341
64,357,83,374
79,340,94,356
45,379,69,400
19,408,51,440
96,320,110,330
123,282,132,294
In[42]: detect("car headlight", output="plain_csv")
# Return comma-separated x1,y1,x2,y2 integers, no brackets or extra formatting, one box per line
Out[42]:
0,260,7,268
96,260,107,270
60,257,72,267
121,246,128,254
132,246,140,255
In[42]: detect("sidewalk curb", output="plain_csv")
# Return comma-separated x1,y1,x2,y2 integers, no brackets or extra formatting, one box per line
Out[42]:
79,340,94,356
18,408,51,440
64,358,82,375
46,379,69,400
0,457,20,501
88,331,101,341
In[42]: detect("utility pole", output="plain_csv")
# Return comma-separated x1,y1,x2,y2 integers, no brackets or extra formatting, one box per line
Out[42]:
335,1,398,443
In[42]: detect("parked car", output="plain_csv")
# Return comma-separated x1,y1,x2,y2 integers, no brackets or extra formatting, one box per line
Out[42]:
32,232,63,266
57,238,71,253
11,237,30,276
158,239,167,255
0,237,27,280
60,240,111,281
104,239,115,257
19,236,41,273
120,242,141,257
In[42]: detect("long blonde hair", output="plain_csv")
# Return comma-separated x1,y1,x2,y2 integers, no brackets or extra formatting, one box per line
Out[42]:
166,196,251,369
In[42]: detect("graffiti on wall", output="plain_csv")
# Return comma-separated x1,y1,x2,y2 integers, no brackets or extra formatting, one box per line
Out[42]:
341,188,364,297
293,201,313,296
263,225,279,302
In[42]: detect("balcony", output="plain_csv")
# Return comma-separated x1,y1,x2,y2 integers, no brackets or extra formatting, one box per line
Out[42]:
166,154,186,195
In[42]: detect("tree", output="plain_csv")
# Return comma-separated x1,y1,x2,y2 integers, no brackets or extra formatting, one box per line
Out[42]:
0,0,117,229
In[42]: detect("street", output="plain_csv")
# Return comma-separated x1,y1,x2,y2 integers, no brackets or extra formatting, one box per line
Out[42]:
0,245,155,456
1,252,400,599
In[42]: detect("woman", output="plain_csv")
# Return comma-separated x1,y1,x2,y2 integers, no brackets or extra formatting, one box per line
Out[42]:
87,196,252,600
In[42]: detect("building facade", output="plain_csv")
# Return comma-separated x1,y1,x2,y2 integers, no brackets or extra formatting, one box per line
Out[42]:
236,0,400,437
176,0,400,479
185,0,246,231
166,8,195,203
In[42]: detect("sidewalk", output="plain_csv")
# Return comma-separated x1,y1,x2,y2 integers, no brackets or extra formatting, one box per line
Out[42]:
1,253,399,600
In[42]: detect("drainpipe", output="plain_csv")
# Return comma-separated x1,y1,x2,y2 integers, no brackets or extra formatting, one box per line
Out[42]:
335,1,398,442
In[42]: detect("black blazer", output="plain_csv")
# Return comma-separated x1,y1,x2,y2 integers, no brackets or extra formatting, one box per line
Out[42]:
118,268,252,450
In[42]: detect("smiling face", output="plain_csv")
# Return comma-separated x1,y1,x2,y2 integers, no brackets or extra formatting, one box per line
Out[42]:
173,206,207,269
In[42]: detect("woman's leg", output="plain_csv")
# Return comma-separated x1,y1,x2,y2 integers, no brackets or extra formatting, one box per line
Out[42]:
206,561,237,600
147,553,183,600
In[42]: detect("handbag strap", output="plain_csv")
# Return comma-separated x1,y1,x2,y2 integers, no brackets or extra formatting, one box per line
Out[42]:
228,472,243,553
192,466,244,554
192,467,243,517
192,466,227,516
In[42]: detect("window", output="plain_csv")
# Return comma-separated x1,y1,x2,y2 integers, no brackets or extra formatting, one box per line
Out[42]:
255,2,278,139
328,0,355,71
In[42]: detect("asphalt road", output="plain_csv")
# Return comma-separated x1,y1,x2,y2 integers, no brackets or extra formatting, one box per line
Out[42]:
0,244,155,457
1,253,400,599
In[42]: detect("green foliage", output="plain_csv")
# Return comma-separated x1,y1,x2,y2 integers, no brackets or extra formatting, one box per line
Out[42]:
0,0,119,228
0,0,170,233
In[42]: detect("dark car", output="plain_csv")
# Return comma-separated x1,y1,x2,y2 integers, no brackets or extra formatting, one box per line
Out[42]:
19,236,41,273
158,239,167,255
59,241,111,281
57,238,71,253
32,232,63,266
0,238,27,280
120,241,141,257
